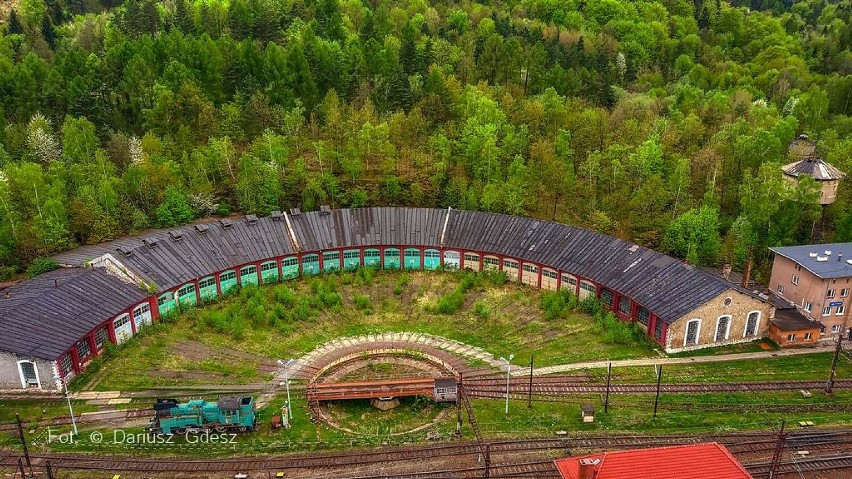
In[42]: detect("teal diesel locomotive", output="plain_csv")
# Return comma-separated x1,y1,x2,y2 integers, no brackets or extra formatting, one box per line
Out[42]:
148,396,257,435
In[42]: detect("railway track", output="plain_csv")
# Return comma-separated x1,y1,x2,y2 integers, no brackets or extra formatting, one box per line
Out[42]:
2,431,850,474
464,378,852,398
746,454,852,477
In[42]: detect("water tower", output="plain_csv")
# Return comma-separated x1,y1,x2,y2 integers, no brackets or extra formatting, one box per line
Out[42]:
782,134,845,205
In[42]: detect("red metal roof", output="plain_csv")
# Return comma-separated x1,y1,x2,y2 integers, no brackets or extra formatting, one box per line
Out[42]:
554,443,753,479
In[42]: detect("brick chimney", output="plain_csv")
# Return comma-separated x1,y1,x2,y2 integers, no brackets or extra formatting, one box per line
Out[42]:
578,458,600,479
722,263,732,281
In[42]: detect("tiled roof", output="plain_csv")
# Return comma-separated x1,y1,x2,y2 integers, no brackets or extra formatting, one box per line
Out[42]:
554,443,753,479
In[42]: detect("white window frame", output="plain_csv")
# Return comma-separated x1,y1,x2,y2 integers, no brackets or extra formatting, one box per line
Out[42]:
791,274,799,285
841,288,849,298
777,284,784,294
803,301,812,313
17,360,41,389
837,304,846,315
684,319,701,346
715,315,732,342
832,324,841,333
804,332,812,340
826,289,835,298
823,306,831,316
743,311,761,337
787,333,796,342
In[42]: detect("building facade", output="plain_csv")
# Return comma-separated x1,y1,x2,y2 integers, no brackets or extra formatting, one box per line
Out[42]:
1,208,776,390
769,243,851,339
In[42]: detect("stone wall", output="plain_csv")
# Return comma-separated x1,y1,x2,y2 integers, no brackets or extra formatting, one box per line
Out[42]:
665,289,773,353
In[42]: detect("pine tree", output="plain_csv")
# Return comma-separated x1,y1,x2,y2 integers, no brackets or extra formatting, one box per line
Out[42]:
8,10,24,35
41,15,55,48
699,6,711,29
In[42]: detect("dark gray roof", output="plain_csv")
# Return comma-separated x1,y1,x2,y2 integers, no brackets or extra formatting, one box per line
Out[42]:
287,207,446,251
0,268,150,359
442,210,731,324
782,157,845,181
55,216,296,291
772,308,822,332
770,243,852,279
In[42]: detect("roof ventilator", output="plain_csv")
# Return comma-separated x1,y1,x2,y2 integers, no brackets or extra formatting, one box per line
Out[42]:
219,219,233,229
320,205,331,215
290,208,301,216
143,237,159,248
194,224,210,234
169,231,184,241
825,250,832,255
816,256,828,262
809,252,818,258
270,211,283,221
117,246,134,257
246,214,258,225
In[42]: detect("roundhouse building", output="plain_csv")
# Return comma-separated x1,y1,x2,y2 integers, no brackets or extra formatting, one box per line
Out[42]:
1,208,773,391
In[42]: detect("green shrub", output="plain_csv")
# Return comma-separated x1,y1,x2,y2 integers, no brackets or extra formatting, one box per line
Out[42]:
393,284,404,295
273,285,295,307
539,290,571,320
354,294,372,311
486,270,508,286
26,258,58,278
473,300,490,319
0,266,17,281
578,296,604,315
436,290,464,314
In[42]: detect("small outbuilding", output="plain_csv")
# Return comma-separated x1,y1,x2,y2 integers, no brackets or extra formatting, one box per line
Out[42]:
433,377,458,402
770,308,822,347
783,134,845,205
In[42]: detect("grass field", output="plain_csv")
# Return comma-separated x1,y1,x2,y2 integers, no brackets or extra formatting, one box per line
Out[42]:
77,269,656,391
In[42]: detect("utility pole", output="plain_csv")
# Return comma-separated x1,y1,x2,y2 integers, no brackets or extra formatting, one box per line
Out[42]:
527,356,534,408
826,336,843,395
604,362,612,413
484,443,491,479
768,420,787,479
456,374,463,436
15,413,32,478
653,365,663,418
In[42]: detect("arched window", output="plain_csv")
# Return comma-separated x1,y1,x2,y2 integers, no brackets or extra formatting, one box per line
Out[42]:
744,311,760,337
715,315,731,342
684,319,701,346
17,360,41,389
114,313,133,344
443,250,460,269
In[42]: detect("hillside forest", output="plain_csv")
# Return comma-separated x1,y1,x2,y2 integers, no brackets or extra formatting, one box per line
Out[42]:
0,0,851,282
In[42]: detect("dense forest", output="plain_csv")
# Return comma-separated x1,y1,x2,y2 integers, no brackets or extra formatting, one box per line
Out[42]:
0,0,851,282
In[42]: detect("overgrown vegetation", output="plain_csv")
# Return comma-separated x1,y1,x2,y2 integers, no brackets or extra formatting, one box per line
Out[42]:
1,0,851,286
539,290,652,346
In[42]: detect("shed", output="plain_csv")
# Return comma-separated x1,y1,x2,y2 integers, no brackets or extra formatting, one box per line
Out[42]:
433,377,458,402
769,308,822,347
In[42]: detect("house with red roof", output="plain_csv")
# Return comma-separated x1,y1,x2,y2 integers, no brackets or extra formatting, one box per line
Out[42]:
554,443,753,479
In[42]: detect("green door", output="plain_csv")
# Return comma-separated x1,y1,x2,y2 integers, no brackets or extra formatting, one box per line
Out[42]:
199,276,218,301
240,265,258,286
261,260,279,283
424,249,440,270
219,270,238,293
364,248,381,268
157,292,177,317
343,249,361,270
404,248,421,269
383,248,400,269
177,283,197,309
323,251,341,272
302,254,320,275
281,257,299,279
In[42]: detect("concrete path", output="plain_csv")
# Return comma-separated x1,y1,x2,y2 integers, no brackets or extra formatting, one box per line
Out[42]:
528,343,839,376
